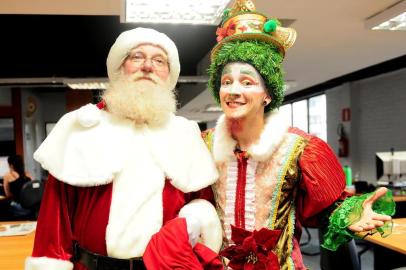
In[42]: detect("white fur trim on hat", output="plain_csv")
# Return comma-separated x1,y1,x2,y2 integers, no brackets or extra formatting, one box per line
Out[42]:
106,27,180,91
179,199,222,253
25,256,73,270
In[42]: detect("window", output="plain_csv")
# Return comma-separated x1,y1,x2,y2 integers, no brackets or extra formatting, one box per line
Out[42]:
292,100,308,132
279,104,292,126
309,95,327,141
282,94,327,141
0,118,15,156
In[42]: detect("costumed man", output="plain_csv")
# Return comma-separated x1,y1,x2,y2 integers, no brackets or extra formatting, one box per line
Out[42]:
203,1,396,269
25,27,224,270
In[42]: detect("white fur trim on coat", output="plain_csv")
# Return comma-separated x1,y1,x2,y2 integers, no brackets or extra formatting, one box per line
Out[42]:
34,106,130,186
213,111,290,162
34,104,218,257
106,27,180,91
179,199,222,253
25,256,73,270
34,103,218,190
145,116,218,192
76,103,101,127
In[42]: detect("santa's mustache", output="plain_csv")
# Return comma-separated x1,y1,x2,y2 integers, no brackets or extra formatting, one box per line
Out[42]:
126,72,161,84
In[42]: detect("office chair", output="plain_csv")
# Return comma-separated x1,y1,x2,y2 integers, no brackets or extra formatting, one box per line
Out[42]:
319,228,361,270
19,179,45,220
300,227,321,256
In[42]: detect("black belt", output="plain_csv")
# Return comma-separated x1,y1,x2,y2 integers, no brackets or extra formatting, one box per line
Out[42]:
73,242,146,270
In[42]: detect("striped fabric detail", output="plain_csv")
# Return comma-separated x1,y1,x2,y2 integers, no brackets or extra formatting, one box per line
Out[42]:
287,204,296,270
245,159,257,232
266,135,299,229
224,160,238,240
224,159,257,241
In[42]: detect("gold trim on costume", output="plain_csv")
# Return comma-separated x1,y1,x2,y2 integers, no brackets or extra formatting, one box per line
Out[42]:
211,0,296,60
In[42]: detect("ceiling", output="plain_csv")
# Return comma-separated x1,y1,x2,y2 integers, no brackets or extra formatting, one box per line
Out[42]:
1,0,405,122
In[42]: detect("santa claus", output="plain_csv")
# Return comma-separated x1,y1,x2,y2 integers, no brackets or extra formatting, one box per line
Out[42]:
25,27,223,270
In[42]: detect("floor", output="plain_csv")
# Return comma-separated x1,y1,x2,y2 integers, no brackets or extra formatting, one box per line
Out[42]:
300,228,374,270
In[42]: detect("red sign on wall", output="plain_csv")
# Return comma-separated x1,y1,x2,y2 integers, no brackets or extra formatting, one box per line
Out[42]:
342,108,351,122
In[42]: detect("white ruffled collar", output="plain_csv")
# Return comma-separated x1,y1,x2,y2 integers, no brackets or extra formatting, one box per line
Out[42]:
213,111,290,162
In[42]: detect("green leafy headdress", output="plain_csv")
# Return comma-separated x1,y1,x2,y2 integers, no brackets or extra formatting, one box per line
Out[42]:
208,0,297,112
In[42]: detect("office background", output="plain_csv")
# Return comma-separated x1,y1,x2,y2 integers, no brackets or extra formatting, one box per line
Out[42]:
0,0,405,190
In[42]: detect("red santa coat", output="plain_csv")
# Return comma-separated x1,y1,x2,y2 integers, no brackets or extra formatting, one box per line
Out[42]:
26,104,221,270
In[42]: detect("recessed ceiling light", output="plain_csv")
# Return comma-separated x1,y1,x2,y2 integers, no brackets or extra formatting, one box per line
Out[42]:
177,76,209,83
66,82,109,90
63,78,109,90
63,76,211,90
366,1,406,31
122,0,232,25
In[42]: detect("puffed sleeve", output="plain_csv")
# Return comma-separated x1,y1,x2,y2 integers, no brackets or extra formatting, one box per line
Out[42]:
295,133,396,251
25,175,75,270
296,135,347,227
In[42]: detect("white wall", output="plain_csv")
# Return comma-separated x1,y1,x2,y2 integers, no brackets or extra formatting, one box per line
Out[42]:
325,68,406,183
326,83,351,167
350,68,406,183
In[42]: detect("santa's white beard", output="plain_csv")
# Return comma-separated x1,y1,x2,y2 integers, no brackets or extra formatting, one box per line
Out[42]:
103,72,177,127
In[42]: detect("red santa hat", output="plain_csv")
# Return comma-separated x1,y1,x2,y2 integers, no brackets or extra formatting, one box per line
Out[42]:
106,27,180,90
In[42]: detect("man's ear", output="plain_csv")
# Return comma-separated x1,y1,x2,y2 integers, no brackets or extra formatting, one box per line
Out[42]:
264,96,272,106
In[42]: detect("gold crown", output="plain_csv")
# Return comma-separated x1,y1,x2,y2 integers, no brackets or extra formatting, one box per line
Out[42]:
211,0,296,60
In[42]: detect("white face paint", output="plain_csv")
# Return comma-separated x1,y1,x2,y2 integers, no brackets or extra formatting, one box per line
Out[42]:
219,62,271,119
220,62,267,94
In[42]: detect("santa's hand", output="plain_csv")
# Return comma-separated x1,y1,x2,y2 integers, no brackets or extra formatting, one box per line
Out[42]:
179,199,222,252
348,187,392,232
179,211,201,247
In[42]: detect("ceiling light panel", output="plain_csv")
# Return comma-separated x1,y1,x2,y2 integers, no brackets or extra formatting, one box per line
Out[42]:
373,12,406,30
124,0,231,25
366,1,406,31
67,82,109,90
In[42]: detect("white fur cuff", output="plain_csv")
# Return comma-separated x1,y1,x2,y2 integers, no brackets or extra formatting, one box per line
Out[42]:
76,103,101,128
25,256,73,270
179,199,222,252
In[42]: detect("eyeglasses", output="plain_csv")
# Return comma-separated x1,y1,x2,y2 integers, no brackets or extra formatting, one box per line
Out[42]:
126,52,169,71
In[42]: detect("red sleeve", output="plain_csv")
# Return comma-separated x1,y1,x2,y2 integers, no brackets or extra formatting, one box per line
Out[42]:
162,178,187,225
162,179,215,223
32,174,75,261
185,186,215,205
296,135,347,226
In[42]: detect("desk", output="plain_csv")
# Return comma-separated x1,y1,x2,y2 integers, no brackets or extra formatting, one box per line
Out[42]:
0,221,35,270
394,195,406,202
363,218,406,269
363,218,406,254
